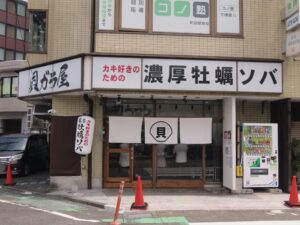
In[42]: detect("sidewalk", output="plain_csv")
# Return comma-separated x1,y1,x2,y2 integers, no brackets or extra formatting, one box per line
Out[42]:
48,188,292,212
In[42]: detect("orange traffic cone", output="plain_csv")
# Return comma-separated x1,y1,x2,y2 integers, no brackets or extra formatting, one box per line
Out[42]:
131,176,148,210
4,163,15,186
285,176,300,207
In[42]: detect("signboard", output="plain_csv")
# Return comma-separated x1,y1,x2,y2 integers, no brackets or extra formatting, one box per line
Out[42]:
75,116,95,155
242,123,279,188
121,0,146,30
92,57,142,89
18,58,82,97
144,117,178,144
99,0,115,30
286,29,300,57
286,12,300,31
142,58,237,92
217,0,240,34
152,0,210,34
285,0,299,18
237,62,282,93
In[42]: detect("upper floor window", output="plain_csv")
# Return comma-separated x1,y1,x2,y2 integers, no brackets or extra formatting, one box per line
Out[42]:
17,3,26,17
16,52,24,60
0,76,18,97
98,0,242,36
0,23,5,36
7,1,15,14
0,48,4,61
7,25,15,38
29,11,46,52
16,28,25,40
0,0,6,11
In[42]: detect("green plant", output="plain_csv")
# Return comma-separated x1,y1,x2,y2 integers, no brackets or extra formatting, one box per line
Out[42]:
290,138,300,174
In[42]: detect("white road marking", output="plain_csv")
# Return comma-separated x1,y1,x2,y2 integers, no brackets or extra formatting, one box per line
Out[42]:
0,199,99,223
190,221,300,225
291,213,299,216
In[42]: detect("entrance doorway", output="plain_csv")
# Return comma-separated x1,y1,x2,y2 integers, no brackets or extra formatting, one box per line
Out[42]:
103,98,223,188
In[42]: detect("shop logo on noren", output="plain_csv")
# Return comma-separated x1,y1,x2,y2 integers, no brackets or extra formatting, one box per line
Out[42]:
150,121,173,142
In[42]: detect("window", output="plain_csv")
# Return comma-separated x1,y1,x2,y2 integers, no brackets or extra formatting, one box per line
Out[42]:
0,0,6,11
5,50,14,60
29,11,47,52
0,48,4,60
0,23,5,36
7,25,15,38
98,0,242,36
0,76,18,97
16,28,25,40
7,1,15,14
17,3,26,16
15,52,24,60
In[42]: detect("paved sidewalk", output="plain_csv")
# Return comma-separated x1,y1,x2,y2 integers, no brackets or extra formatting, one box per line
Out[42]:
48,188,292,212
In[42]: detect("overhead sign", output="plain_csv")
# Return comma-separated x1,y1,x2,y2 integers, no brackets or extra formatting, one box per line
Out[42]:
286,12,300,31
216,0,240,34
18,58,82,97
152,0,210,34
92,57,142,89
286,29,300,57
75,116,95,155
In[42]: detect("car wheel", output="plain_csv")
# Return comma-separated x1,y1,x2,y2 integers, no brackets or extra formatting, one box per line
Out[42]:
23,163,30,176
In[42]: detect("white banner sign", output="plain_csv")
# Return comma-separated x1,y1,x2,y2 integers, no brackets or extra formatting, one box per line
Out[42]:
285,0,299,18
237,62,282,93
142,58,237,92
286,29,300,57
144,117,178,144
92,57,142,89
180,118,212,144
99,0,115,30
121,0,146,30
75,116,95,155
109,116,143,143
217,0,240,34
286,12,300,31
18,58,82,97
152,0,210,34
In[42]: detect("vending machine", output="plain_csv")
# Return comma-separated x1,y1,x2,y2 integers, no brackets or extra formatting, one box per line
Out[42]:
241,123,278,188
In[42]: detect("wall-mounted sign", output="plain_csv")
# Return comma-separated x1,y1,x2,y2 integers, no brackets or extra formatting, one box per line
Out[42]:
286,12,300,31
216,0,240,34
99,0,115,30
142,58,237,92
75,116,95,155
18,58,82,97
92,57,142,89
285,0,299,18
121,0,146,30
237,62,282,93
286,29,300,57
152,0,210,34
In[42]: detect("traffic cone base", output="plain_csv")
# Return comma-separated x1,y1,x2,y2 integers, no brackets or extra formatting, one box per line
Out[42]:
131,202,148,210
4,163,15,186
284,176,300,208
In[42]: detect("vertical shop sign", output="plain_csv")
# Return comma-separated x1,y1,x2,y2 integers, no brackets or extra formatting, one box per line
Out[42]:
152,0,210,34
92,57,142,89
237,62,282,93
142,58,237,92
285,0,299,18
286,12,300,31
75,116,95,155
216,0,240,34
121,0,146,30
286,29,300,57
99,0,115,30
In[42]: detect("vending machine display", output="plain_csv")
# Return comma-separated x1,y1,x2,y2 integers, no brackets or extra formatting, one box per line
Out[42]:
242,123,278,188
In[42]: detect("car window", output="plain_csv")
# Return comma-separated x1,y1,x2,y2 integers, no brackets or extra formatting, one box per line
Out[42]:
0,137,28,151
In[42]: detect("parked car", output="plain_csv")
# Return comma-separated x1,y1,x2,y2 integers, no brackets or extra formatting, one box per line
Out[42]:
0,134,49,176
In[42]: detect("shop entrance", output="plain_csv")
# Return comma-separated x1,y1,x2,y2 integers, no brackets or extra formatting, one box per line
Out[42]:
103,98,223,188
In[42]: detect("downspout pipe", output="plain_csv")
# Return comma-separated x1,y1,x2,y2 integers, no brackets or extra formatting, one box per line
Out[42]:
90,0,96,53
84,94,93,189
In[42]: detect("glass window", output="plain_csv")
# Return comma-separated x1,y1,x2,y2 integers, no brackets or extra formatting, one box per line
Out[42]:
0,23,5,36
0,0,6,11
11,77,18,96
16,28,25,40
2,77,11,96
0,78,2,95
5,50,14,60
0,48,4,60
15,52,24,60
17,3,25,16
29,11,46,52
6,25,15,38
7,1,15,14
